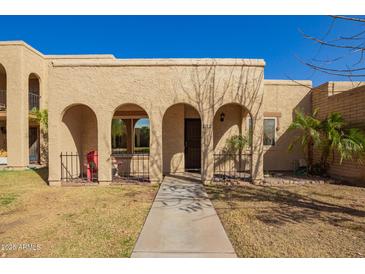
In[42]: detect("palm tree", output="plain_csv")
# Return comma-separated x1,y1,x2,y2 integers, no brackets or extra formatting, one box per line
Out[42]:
288,109,321,172
319,112,365,169
111,119,125,148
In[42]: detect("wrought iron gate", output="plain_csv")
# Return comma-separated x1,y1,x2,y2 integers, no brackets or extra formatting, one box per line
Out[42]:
213,153,251,181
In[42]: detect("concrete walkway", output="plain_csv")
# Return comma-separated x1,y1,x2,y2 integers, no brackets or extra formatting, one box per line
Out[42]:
131,173,237,258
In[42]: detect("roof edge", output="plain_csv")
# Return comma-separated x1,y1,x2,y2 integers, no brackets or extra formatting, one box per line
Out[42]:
0,40,45,58
264,79,312,87
51,58,266,67
45,54,116,60
0,40,116,60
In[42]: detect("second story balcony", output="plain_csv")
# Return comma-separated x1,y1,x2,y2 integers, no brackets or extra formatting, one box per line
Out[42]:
0,90,40,112
29,91,40,111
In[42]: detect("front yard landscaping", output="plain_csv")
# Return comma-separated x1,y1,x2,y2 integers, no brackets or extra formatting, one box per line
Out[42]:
0,168,157,257
206,182,365,257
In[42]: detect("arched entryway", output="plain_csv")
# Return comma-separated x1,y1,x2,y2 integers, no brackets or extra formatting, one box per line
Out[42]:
28,73,41,164
60,104,98,182
111,103,150,182
0,63,6,166
213,103,252,181
162,103,202,177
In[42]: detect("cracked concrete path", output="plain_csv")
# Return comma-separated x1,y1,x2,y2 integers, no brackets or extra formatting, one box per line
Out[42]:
131,173,236,258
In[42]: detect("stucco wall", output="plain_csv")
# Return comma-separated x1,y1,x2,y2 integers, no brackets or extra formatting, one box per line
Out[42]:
47,60,265,184
162,103,185,174
312,83,365,184
1,41,317,184
263,80,312,171
0,42,46,168
162,103,202,174
213,103,248,152
61,104,98,156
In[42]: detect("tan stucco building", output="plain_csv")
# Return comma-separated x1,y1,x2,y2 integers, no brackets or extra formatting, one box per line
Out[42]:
0,40,316,185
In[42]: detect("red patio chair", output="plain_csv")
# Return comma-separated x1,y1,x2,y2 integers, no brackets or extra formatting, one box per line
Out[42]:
86,150,98,181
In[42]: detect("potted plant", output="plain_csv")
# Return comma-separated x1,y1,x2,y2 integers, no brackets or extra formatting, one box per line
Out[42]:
0,149,7,165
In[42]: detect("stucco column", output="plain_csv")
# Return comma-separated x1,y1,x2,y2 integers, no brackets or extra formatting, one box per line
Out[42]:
251,114,264,183
201,123,214,184
201,99,214,184
124,119,133,153
6,64,28,169
132,119,138,153
48,107,61,186
149,113,163,184
97,111,112,185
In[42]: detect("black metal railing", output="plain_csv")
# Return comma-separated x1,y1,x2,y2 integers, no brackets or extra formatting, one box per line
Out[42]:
0,90,6,110
213,153,251,181
60,152,98,182
29,92,40,111
111,153,150,182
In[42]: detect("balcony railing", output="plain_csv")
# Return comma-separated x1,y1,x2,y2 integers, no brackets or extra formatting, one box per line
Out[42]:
0,90,40,112
0,90,6,110
29,92,40,111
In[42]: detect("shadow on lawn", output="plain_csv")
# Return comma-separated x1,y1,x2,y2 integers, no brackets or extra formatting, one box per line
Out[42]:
206,185,365,233
32,167,49,185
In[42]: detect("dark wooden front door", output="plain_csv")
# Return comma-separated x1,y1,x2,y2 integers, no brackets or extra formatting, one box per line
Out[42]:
29,127,40,163
184,119,201,171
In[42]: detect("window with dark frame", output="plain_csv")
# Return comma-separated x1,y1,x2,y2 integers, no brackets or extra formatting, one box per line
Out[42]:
248,117,276,146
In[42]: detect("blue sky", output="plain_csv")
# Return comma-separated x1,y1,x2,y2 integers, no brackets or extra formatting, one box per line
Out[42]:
0,16,363,86
135,118,149,128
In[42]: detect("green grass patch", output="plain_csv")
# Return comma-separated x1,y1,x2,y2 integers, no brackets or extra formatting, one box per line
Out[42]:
0,168,158,258
0,193,17,206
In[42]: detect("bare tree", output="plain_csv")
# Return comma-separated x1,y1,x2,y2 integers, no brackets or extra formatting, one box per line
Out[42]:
299,16,365,82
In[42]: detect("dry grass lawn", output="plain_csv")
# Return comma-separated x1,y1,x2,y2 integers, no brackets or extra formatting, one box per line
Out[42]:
0,168,157,258
206,182,365,258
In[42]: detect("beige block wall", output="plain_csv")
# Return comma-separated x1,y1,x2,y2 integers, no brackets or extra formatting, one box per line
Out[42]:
312,83,365,184
263,80,312,171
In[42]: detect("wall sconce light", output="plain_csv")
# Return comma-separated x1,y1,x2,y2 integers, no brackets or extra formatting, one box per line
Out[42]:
220,112,225,122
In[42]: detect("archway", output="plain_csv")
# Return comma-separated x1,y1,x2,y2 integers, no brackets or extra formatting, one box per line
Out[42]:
111,103,150,182
0,64,6,165
28,73,41,164
213,103,252,181
60,104,98,182
162,103,201,176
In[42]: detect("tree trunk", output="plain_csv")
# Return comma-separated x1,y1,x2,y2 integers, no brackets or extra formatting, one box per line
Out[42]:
307,140,313,173
320,147,329,172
